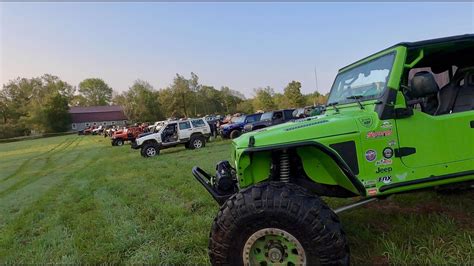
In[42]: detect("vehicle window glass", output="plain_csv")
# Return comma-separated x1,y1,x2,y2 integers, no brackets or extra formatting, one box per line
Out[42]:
246,114,261,123
408,67,450,88
191,119,206,127
273,111,283,120
232,116,245,123
260,112,273,121
328,52,395,105
284,110,294,119
179,121,191,130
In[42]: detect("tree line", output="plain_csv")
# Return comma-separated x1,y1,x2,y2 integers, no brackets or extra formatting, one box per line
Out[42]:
0,72,328,138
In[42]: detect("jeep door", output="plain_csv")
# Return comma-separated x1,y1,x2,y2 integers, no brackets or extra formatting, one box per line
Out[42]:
178,121,193,141
395,71,474,168
271,111,284,125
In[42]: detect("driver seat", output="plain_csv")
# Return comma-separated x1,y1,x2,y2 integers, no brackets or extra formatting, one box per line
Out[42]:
408,71,439,115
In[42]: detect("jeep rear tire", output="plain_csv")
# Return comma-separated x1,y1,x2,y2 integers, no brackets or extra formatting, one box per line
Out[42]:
115,139,124,146
209,182,350,265
141,143,160,157
189,136,205,150
229,129,240,139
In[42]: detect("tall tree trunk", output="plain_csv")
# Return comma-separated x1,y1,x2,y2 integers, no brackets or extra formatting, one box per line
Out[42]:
182,93,187,117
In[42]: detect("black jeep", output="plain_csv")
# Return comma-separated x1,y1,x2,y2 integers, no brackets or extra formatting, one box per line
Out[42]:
243,109,295,132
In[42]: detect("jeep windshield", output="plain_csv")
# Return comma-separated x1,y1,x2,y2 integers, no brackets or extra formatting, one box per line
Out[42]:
231,116,245,123
327,52,395,106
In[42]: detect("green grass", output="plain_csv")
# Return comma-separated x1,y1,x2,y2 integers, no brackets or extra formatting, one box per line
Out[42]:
0,135,472,264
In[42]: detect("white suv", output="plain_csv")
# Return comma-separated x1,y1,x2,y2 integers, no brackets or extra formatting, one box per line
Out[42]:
132,118,211,157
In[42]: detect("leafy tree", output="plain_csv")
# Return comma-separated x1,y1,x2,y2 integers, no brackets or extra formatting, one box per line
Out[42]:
236,99,254,114
113,80,163,122
220,86,243,114
253,87,276,111
1,74,74,135
78,78,112,106
304,91,328,106
272,93,286,109
171,74,191,117
44,93,71,132
284,81,305,108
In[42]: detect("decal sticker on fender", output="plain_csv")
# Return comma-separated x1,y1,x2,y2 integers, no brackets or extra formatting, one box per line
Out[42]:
396,173,408,181
375,159,393,166
381,121,392,129
378,176,392,184
359,117,373,128
368,188,378,196
365,150,377,162
376,167,392,174
383,147,394,159
363,180,376,188
366,130,392,139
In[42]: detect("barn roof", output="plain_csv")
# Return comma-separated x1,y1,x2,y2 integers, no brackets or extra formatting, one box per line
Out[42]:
69,105,124,114
69,106,127,123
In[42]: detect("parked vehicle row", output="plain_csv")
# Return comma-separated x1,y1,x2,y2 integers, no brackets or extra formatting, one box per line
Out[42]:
218,106,326,139
131,118,212,157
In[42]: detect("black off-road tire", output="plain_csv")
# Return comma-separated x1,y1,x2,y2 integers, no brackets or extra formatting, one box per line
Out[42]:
115,139,124,146
111,139,117,146
189,135,206,150
209,182,350,265
229,129,240,139
141,143,160,157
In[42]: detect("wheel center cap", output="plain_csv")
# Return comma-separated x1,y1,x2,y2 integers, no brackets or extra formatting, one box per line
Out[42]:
268,247,283,262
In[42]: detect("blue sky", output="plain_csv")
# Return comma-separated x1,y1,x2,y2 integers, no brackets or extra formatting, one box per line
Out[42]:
1,2,473,97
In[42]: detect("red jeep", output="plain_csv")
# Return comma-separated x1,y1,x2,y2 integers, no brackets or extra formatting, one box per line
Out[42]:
111,126,146,146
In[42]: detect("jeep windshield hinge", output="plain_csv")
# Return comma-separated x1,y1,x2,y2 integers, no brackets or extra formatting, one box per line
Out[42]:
394,107,414,119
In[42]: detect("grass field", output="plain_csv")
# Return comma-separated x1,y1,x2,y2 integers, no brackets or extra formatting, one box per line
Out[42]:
0,135,472,264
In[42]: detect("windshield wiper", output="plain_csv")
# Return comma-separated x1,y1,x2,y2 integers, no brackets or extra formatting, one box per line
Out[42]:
327,102,340,113
346,95,365,110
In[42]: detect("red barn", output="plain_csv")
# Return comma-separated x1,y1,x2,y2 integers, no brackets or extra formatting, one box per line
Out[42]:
69,106,128,131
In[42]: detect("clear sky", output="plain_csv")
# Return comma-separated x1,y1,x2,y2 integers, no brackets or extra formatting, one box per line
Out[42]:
1,2,473,97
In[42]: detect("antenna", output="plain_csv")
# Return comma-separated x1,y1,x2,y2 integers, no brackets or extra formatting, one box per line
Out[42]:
314,66,319,107
314,66,319,92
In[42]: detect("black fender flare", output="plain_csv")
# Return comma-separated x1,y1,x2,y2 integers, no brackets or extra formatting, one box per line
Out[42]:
241,141,366,196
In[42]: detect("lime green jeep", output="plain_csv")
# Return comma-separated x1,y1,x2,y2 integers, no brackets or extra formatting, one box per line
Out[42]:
193,34,474,265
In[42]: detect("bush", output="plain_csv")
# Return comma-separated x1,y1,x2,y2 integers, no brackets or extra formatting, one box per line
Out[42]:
0,123,31,139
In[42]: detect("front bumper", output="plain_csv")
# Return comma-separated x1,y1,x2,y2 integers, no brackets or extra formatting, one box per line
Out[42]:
220,129,231,138
192,167,233,205
130,140,140,149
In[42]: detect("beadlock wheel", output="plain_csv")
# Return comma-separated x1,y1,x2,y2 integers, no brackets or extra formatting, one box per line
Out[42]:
243,228,306,265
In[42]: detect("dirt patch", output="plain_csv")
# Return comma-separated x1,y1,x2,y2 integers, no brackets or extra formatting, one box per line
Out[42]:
367,199,474,229
370,255,389,266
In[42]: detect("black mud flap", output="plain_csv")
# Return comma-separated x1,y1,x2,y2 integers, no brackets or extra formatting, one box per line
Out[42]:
192,167,233,205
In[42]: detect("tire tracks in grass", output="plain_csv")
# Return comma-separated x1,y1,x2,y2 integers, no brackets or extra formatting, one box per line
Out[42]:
0,143,106,261
0,136,75,182
0,136,82,198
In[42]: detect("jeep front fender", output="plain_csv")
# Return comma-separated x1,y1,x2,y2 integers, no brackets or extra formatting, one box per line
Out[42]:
235,141,366,196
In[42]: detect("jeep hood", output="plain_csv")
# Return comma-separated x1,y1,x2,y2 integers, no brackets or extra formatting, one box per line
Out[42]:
233,113,360,149
138,132,154,138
